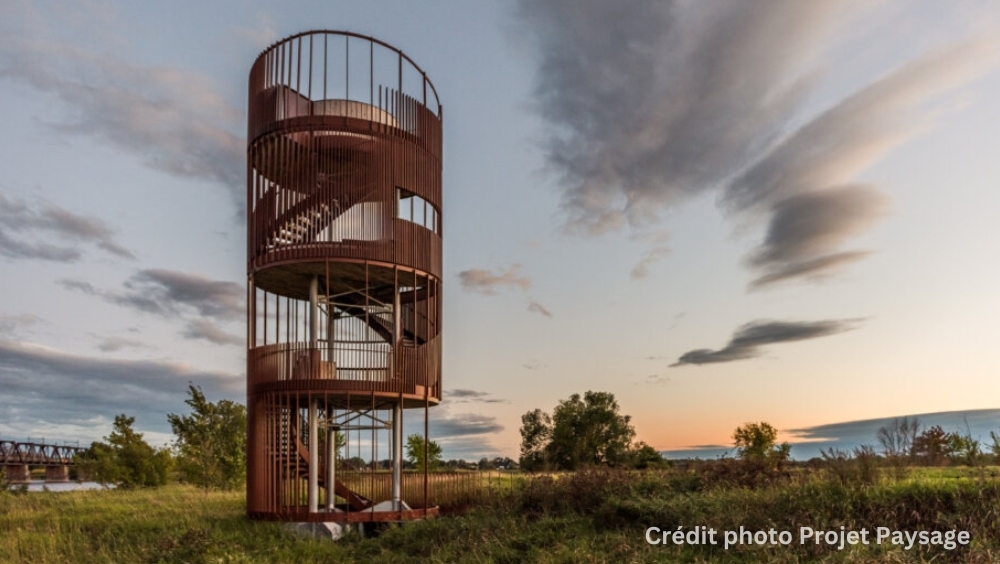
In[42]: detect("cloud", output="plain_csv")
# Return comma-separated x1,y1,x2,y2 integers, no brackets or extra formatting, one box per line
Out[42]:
458,266,554,317
449,389,491,399
784,409,1000,459
0,229,80,262
127,270,244,320
430,412,505,438
95,336,149,353
181,319,243,346
0,313,43,334
662,445,733,460
630,230,671,280
406,408,507,458
0,338,241,443
0,195,134,261
59,269,244,346
448,389,508,404
671,319,861,367
514,1,1000,283
458,265,531,295
727,39,998,284
788,409,1000,443
665,409,1000,460
514,1,849,234
430,437,505,462
644,374,670,386
0,27,244,212
747,186,888,287
60,269,243,321
527,299,553,318
748,251,874,289
724,38,1000,212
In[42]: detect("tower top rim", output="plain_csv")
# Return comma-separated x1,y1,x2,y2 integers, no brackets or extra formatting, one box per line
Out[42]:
253,30,441,112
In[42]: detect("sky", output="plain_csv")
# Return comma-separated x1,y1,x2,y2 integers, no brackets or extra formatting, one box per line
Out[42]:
2,0,1000,461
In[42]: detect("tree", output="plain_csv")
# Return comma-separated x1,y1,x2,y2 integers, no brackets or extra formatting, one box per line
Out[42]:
519,408,551,471
876,417,921,458
990,431,1000,459
167,385,247,492
733,421,790,466
344,456,367,471
911,425,953,466
630,441,667,469
405,434,442,471
947,431,981,467
329,431,347,461
519,391,636,471
77,414,171,489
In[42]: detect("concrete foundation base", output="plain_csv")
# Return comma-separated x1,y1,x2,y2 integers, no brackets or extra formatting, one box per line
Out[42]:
3,465,30,483
45,466,69,482
284,520,353,541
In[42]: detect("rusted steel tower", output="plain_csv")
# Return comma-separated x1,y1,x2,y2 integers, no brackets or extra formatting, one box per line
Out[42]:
246,31,442,523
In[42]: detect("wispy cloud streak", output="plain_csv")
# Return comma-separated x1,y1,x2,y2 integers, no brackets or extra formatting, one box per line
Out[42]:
181,319,243,346
0,337,241,442
0,27,244,211
459,265,532,295
514,1,1000,284
0,195,133,261
449,389,509,404
60,269,243,321
746,186,888,287
527,299,553,318
671,319,861,367
59,269,244,346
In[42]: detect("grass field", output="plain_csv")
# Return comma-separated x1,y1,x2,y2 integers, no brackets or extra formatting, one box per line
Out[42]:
2,466,1000,563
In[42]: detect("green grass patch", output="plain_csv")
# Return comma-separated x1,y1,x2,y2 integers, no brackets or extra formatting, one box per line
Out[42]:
3,468,1000,563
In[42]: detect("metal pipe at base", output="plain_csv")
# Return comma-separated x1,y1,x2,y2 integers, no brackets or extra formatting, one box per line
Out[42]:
308,275,320,514
326,425,336,511
391,402,402,510
309,400,318,513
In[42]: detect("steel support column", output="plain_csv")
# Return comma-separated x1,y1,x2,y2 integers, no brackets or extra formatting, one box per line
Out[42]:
392,402,403,509
308,276,320,513
309,400,319,513
326,424,336,511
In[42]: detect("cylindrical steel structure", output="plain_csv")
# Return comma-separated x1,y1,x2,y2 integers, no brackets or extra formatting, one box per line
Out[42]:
246,31,442,522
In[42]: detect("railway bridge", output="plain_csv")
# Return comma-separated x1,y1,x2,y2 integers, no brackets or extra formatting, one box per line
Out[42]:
0,440,86,483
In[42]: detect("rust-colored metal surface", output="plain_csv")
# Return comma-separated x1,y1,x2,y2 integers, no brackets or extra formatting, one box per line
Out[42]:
0,440,84,466
246,31,443,521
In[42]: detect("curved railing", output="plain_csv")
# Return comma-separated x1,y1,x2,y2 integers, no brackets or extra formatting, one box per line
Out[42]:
248,338,441,400
248,30,442,149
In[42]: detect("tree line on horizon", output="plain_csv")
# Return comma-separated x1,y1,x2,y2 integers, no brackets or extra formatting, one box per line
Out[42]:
868,416,1000,467
15,387,1000,493
61,387,490,492
517,393,1000,477
70,385,247,491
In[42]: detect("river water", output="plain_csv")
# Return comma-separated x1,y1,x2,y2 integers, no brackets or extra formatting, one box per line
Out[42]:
17,480,108,492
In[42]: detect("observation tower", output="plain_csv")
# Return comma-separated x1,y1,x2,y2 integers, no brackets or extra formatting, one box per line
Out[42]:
246,31,442,523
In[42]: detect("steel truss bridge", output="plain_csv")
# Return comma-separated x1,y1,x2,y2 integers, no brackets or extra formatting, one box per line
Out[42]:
1,440,86,483
1,440,84,466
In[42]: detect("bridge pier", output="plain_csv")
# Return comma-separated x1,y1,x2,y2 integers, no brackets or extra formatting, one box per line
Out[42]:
3,464,30,483
45,466,69,483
